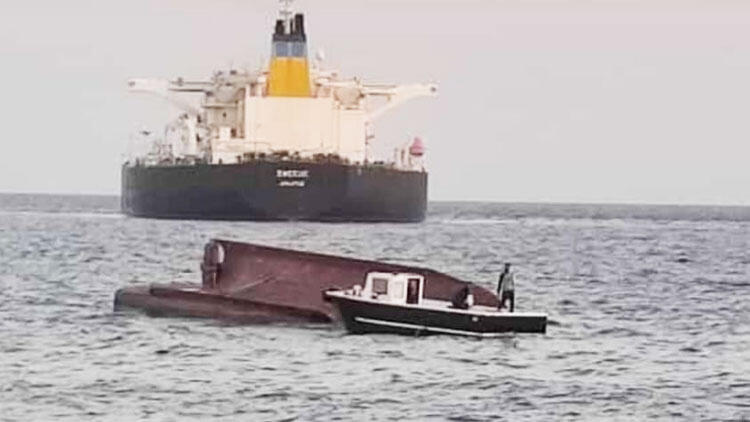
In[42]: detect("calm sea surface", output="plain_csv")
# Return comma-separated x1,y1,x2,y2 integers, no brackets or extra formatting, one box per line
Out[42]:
1,193,749,421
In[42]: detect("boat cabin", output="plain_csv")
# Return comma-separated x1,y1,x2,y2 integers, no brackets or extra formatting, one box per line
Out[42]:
358,272,425,305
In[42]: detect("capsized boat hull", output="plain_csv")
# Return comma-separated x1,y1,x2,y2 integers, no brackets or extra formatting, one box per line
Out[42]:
114,284,331,323
326,292,547,337
113,240,501,324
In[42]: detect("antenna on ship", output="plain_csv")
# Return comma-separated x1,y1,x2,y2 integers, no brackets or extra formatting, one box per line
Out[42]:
279,0,294,22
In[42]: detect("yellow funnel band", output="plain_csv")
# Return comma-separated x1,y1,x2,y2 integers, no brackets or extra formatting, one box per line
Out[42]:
267,57,311,97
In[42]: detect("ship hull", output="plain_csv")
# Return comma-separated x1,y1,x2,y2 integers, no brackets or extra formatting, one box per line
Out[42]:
121,161,427,222
326,293,547,337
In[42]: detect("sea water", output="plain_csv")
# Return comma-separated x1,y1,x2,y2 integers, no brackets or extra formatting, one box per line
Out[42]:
1,194,749,420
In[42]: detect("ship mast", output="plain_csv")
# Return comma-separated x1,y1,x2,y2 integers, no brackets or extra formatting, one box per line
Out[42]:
279,0,294,23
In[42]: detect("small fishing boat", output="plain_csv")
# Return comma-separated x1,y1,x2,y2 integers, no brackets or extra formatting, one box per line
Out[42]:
324,272,547,337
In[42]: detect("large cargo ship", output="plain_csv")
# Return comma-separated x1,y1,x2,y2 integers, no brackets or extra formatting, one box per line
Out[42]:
122,1,437,222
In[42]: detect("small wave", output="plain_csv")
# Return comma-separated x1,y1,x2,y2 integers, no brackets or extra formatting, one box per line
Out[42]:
594,327,651,337
558,367,596,377
433,218,515,226
547,350,599,361
0,210,123,220
587,278,607,285
720,400,750,408
378,350,404,358
444,415,485,422
373,257,425,266
370,397,404,405
713,281,750,288
483,359,529,369
253,391,292,400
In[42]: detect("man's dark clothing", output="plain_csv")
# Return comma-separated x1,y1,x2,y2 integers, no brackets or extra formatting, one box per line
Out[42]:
451,285,470,309
500,290,515,312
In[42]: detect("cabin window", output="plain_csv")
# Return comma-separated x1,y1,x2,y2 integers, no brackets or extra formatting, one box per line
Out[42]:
372,277,389,295
406,278,421,304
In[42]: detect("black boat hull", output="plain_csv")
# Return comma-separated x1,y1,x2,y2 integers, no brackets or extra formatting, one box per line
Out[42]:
328,294,547,337
121,161,427,222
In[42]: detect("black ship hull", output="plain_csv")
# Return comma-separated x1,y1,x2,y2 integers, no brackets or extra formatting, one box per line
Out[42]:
121,161,427,222
326,293,547,337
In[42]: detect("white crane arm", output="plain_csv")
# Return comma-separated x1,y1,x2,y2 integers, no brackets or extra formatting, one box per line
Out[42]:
366,83,438,121
127,78,202,116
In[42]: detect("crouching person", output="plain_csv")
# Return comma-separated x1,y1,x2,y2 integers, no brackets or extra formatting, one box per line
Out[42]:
451,285,474,310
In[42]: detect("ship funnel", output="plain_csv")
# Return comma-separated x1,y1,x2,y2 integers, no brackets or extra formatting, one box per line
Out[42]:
293,13,305,35
267,7,311,97
274,20,285,36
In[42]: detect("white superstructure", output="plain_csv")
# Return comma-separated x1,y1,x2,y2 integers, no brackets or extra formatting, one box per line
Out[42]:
127,2,437,170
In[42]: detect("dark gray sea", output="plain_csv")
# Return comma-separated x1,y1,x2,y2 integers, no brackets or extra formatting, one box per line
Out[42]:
1,193,749,421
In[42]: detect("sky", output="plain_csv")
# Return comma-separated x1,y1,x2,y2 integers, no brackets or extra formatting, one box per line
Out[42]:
1,0,749,205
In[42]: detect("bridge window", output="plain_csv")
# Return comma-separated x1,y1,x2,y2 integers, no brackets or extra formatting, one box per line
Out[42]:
372,277,388,295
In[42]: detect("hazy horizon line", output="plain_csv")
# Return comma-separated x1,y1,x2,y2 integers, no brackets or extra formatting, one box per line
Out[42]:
1,190,748,209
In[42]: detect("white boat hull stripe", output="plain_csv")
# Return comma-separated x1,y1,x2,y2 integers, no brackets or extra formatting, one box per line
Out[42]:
354,316,511,338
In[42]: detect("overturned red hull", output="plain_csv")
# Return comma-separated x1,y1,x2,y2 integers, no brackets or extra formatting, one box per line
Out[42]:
114,240,500,323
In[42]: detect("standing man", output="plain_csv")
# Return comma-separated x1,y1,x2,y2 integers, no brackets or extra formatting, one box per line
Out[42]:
496,263,515,312
201,240,225,290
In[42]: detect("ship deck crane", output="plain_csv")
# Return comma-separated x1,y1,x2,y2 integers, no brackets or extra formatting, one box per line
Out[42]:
127,78,211,116
363,83,438,121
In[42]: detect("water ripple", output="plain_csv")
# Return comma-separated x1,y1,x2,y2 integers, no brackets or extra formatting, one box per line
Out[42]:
1,196,749,420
